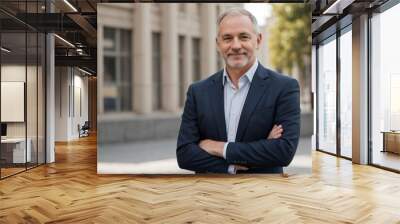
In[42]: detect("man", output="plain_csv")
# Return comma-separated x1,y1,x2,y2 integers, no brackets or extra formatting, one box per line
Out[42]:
176,8,300,174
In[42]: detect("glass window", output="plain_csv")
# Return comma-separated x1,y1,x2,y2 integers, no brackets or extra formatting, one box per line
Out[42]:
192,38,201,81
104,57,116,83
104,27,116,51
217,50,223,70
317,35,337,155
371,3,400,171
1,31,28,178
0,0,46,179
103,27,132,112
339,27,352,158
152,32,162,111
179,36,185,107
27,31,38,170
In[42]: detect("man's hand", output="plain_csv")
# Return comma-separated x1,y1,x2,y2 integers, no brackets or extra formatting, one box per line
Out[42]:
233,164,248,172
199,139,225,157
268,124,283,139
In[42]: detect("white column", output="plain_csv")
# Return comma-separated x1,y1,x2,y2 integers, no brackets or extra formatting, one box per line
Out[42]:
200,4,217,78
46,32,55,163
44,0,55,163
161,4,179,112
133,4,152,114
352,14,369,165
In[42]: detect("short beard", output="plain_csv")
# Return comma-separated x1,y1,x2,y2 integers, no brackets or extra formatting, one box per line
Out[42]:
226,56,249,69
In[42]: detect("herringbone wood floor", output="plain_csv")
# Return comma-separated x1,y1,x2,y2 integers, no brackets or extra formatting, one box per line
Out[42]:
1,134,400,223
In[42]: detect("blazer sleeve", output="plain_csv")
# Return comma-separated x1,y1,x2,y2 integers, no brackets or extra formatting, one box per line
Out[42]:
225,78,301,167
176,84,230,173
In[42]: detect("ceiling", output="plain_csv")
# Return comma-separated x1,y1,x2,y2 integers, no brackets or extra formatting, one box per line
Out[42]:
0,0,100,74
311,0,389,42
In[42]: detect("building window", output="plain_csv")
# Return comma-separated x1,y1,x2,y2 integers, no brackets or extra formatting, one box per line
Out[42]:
216,4,223,71
339,27,352,158
152,32,162,111
370,3,400,171
317,35,337,155
192,38,201,81
217,50,223,70
179,36,185,107
103,27,132,112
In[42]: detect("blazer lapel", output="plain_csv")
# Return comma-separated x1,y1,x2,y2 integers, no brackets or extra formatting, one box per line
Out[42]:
236,65,271,142
209,71,227,141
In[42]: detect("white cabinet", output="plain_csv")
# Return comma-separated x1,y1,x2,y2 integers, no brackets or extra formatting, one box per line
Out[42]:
1,138,31,163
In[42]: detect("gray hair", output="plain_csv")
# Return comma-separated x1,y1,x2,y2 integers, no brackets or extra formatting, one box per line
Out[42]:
217,8,260,35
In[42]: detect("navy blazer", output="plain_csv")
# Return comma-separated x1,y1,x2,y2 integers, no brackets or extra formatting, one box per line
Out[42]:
176,64,301,174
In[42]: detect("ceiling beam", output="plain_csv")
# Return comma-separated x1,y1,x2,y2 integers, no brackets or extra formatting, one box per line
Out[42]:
55,55,96,72
67,13,97,40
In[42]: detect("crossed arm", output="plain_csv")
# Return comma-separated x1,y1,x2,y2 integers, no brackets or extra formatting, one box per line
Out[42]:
176,80,299,173
199,124,283,172
221,79,300,168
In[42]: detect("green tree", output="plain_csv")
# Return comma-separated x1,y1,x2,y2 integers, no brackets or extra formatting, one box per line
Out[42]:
268,4,312,109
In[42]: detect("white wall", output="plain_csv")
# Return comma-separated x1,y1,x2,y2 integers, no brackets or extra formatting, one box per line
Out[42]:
72,73,89,138
55,66,68,141
55,67,89,141
1,66,26,129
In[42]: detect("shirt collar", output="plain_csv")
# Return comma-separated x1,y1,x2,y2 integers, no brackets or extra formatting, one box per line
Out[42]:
222,60,259,86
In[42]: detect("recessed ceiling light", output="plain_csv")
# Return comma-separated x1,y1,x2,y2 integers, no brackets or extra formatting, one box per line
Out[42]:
54,34,75,48
1,47,11,53
78,67,93,76
63,0,78,12
323,0,354,15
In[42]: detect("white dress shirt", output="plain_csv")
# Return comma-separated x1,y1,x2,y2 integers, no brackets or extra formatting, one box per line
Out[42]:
222,60,259,174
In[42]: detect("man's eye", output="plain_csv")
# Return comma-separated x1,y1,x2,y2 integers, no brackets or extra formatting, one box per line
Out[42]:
240,36,250,40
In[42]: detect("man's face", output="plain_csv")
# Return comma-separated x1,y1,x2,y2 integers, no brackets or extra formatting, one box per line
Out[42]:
217,14,262,70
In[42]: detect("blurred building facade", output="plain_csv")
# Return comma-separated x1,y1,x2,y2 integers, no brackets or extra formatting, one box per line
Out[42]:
97,3,243,116
97,3,313,144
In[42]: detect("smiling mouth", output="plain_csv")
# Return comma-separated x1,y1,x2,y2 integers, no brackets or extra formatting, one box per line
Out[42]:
229,53,246,57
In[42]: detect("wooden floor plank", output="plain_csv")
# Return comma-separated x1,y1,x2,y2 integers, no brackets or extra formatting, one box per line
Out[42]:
0,134,399,223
